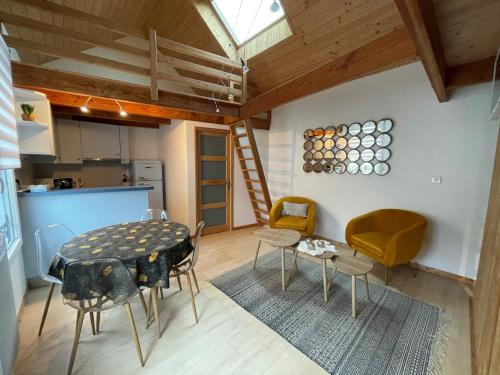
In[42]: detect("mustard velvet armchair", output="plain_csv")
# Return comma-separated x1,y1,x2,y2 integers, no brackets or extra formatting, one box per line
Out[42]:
269,197,316,237
345,209,427,284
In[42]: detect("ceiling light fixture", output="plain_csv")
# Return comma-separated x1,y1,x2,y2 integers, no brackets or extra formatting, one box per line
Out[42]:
80,97,91,113
240,58,250,73
115,100,127,117
270,0,280,13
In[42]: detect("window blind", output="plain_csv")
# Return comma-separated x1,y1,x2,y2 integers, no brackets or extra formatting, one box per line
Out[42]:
0,35,19,169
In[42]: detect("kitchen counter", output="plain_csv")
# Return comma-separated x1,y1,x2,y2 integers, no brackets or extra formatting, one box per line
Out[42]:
18,184,153,281
17,185,152,196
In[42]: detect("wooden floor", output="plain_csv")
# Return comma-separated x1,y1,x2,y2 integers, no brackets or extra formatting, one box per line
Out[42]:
13,227,472,375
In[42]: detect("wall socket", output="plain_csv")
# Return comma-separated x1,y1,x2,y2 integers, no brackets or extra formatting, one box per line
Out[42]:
431,176,442,184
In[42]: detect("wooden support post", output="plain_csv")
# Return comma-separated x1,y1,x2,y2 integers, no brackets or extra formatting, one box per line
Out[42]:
149,28,158,102
242,71,248,104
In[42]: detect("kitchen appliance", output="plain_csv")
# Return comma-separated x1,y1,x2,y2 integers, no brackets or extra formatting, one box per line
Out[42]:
53,177,75,189
130,160,164,209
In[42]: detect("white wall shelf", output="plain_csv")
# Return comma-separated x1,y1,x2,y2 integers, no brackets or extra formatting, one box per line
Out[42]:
16,120,49,129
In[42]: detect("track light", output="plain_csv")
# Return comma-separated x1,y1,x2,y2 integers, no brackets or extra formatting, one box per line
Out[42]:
115,100,127,117
240,58,249,73
80,97,91,113
270,0,280,13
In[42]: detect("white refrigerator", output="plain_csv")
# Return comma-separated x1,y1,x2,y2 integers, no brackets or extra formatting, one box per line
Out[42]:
130,160,164,209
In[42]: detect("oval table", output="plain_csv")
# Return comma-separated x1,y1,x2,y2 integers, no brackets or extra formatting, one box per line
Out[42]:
49,220,193,337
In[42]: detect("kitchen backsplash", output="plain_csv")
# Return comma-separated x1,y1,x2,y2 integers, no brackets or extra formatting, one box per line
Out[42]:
16,157,128,188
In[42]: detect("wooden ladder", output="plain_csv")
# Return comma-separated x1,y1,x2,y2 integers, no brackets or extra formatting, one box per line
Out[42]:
230,120,272,226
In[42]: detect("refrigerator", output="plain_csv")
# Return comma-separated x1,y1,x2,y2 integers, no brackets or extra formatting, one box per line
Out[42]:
130,160,164,209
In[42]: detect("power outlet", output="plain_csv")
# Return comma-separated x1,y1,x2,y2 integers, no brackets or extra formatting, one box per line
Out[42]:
431,176,442,184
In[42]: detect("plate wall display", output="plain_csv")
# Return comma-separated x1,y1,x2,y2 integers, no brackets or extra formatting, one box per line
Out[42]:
313,162,324,173
347,162,359,175
324,138,335,150
303,163,313,173
324,126,336,138
349,123,361,135
304,129,314,139
304,140,313,151
360,162,374,175
374,162,390,175
314,128,324,138
303,151,313,162
336,125,348,136
334,162,346,174
362,121,376,134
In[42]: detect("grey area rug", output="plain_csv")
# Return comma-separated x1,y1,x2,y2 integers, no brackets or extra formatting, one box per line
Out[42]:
210,251,448,375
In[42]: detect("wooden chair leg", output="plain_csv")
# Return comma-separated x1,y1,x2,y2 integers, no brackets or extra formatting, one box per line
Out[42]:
185,272,199,324
96,297,102,333
191,269,200,294
253,240,261,269
89,311,96,336
322,259,328,302
145,292,153,329
67,311,85,375
151,286,161,337
124,303,145,367
353,251,357,257
352,275,357,318
327,265,337,291
160,287,164,300
38,282,55,336
176,273,182,291
138,290,148,316
385,266,389,285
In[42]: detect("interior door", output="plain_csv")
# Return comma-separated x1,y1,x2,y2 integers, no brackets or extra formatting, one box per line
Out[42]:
196,128,231,235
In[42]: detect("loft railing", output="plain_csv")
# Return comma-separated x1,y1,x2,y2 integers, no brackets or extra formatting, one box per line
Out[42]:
0,0,246,106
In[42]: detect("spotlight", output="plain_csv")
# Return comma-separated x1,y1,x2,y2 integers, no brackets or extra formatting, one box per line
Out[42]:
270,0,280,13
240,58,250,73
80,97,91,113
115,100,127,117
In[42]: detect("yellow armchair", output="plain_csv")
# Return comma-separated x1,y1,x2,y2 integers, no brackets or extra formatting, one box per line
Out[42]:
269,196,316,237
345,209,427,283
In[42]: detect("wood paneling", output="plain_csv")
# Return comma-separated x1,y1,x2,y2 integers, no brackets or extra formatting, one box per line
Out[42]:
473,129,500,375
12,63,239,124
447,56,498,90
394,0,448,102
241,27,417,118
435,0,500,67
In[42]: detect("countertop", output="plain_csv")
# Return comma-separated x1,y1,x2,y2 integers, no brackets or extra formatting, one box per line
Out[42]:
17,185,153,197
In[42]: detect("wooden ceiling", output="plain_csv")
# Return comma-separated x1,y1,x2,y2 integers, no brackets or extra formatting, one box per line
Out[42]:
1,0,498,121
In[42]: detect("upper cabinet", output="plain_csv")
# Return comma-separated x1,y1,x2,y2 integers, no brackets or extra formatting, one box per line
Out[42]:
49,118,131,164
14,88,56,156
55,118,82,164
80,122,121,160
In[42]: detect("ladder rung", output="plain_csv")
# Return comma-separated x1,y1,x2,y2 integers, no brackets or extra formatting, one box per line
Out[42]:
245,179,261,184
239,158,254,161
257,218,268,225
235,123,246,128
249,189,264,194
242,168,257,172
255,208,268,215
235,133,247,138
235,146,251,150
251,198,266,205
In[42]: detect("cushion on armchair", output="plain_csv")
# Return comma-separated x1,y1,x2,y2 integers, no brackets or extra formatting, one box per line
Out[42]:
282,202,309,217
274,216,308,231
351,231,393,258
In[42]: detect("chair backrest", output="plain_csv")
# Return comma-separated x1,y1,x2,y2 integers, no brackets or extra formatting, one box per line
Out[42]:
35,224,75,282
140,209,168,222
190,221,205,268
62,257,138,311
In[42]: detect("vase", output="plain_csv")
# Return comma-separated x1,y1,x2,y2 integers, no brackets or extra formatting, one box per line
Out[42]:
21,113,35,121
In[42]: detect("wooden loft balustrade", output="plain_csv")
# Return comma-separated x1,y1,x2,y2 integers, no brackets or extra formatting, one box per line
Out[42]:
230,120,272,226
0,0,247,117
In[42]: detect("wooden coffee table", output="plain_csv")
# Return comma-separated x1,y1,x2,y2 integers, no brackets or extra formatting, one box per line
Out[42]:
331,255,373,317
288,248,337,302
254,228,301,291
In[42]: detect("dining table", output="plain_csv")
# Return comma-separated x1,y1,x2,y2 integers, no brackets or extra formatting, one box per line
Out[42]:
49,220,193,337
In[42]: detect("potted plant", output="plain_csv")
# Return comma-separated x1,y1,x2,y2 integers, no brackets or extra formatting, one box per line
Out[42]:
20,103,35,121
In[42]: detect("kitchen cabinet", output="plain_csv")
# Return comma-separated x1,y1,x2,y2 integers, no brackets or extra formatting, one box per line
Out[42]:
80,122,121,160
55,118,82,164
119,126,129,164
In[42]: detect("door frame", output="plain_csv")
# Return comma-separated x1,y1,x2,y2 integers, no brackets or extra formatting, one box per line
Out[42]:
195,127,233,235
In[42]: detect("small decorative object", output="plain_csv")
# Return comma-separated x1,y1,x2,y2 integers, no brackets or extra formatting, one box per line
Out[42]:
302,118,394,175
317,240,325,248
20,103,35,121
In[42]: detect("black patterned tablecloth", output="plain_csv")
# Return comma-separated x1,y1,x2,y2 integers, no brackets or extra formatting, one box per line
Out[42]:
49,221,193,299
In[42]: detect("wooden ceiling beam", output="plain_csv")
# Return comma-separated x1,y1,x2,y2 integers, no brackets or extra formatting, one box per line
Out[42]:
240,28,417,118
394,0,448,102
13,0,147,39
50,104,168,127
446,56,498,90
12,62,239,123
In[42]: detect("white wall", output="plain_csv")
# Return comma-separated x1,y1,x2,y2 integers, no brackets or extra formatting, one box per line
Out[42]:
269,62,498,279
128,127,159,160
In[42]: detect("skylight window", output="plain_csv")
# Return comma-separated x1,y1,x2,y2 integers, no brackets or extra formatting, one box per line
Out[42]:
211,0,285,46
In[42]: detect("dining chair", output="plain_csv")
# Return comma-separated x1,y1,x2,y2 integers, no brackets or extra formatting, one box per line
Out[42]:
140,208,169,222
62,257,145,375
34,224,85,336
169,221,204,323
